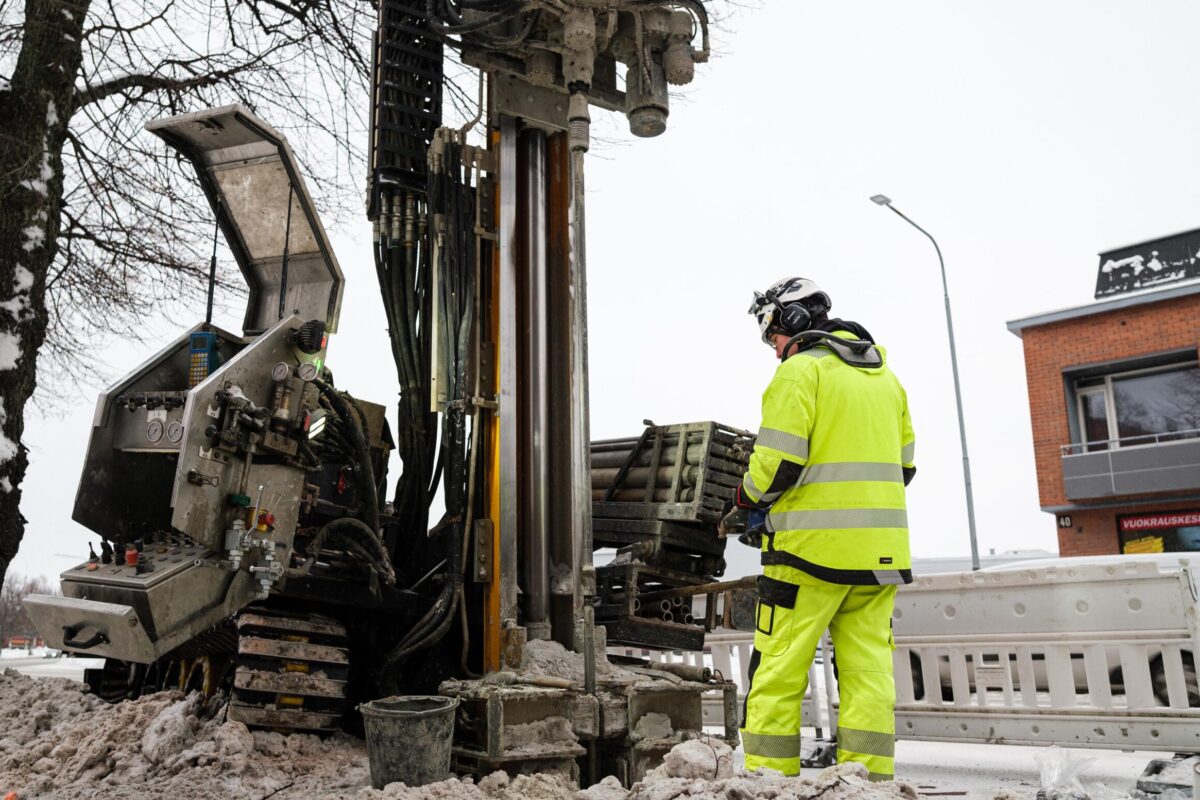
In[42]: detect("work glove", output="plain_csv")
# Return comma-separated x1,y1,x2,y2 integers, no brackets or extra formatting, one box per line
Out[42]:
738,509,767,549
718,505,748,538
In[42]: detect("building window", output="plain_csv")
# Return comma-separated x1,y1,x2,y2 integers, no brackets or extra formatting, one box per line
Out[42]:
1118,510,1200,553
1073,361,1200,450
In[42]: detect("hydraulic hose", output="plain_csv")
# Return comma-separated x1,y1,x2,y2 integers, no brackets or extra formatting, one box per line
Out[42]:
314,378,381,534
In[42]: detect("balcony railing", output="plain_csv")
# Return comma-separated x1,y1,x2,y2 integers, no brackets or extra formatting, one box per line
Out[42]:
1060,428,1200,500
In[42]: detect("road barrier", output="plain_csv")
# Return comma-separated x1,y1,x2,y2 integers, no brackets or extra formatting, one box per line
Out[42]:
615,560,1200,753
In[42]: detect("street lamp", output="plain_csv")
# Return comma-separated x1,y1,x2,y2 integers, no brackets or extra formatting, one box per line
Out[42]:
870,194,981,572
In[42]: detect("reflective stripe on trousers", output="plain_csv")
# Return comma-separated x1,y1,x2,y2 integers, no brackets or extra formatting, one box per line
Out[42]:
741,576,898,780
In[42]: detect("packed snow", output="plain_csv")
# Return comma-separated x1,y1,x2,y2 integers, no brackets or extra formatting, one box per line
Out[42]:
0,669,931,800
0,668,1172,800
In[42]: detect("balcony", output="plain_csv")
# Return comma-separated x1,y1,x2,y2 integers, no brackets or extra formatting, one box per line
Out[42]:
1061,429,1200,500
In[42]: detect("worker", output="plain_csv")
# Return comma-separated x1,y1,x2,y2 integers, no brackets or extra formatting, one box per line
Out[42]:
727,276,915,781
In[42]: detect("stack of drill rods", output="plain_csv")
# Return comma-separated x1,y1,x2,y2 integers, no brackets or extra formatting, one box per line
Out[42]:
631,593,695,625
590,441,749,469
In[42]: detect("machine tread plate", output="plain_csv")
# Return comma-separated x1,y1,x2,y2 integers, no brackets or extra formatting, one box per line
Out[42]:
236,612,347,638
238,636,350,664
233,666,347,698
227,703,341,731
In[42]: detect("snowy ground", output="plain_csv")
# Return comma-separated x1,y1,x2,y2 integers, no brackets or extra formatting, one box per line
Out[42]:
721,733,1161,800
894,741,1153,799
0,657,1173,799
0,653,104,681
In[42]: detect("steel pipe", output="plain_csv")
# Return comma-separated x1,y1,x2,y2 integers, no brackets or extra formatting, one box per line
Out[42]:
590,465,700,488
590,488,695,503
518,127,550,636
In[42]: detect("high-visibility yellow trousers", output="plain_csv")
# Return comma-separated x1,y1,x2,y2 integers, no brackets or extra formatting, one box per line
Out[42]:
740,573,897,780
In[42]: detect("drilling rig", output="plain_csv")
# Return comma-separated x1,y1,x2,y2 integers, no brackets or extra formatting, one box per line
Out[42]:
28,0,749,785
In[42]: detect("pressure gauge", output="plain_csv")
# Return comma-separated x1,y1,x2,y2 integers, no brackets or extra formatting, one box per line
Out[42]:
271,361,290,382
297,362,319,383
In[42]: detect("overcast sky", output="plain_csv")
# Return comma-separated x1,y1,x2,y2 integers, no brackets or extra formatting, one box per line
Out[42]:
14,0,1200,581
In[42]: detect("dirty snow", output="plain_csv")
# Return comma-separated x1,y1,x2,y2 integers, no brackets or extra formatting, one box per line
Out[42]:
521,639,637,686
631,712,674,742
1147,755,1199,787
0,669,368,798
502,715,578,756
0,669,1161,800
0,670,937,800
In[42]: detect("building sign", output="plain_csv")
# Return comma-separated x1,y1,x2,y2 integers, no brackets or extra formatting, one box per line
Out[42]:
1117,510,1200,554
1095,227,1200,299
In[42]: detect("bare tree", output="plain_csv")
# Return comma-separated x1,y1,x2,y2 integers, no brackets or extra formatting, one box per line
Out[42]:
0,0,748,588
0,0,379,584
0,573,54,643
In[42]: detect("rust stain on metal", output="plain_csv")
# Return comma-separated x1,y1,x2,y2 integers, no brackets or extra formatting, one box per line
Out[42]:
238,636,349,664
227,703,340,731
237,612,346,638
234,667,346,698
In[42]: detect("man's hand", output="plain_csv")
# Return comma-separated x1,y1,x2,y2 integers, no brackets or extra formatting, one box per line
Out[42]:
718,505,749,538
738,509,767,548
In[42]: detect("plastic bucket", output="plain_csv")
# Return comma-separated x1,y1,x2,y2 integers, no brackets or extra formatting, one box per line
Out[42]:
360,695,460,789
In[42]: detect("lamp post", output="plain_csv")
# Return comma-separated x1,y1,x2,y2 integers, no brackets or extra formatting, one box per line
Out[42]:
870,195,980,571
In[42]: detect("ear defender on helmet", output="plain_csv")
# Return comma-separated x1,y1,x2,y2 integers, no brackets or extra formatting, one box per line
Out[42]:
749,277,833,347
767,290,813,336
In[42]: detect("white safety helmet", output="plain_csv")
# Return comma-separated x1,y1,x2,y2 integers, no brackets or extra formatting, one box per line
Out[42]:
747,277,832,345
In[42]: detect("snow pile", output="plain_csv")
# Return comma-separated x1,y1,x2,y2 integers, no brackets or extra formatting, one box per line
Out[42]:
520,640,637,685
356,771,577,800
578,737,921,800
0,672,923,800
0,669,103,745
0,670,368,799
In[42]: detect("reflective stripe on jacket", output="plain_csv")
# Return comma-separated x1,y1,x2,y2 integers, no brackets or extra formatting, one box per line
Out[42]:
741,331,915,585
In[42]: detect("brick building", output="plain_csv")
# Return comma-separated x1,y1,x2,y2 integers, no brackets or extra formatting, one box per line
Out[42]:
1007,233,1200,557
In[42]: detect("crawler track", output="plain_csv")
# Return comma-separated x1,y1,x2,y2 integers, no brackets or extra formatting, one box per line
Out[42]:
227,609,350,732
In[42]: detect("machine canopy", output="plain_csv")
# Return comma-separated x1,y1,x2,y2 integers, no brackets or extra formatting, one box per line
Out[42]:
146,105,344,334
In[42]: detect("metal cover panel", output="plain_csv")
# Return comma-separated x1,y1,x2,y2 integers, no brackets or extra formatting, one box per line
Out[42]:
145,105,344,333
24,595,156,662
170,315,310,551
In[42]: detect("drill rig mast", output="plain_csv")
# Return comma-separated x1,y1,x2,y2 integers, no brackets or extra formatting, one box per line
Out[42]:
28,0,729,784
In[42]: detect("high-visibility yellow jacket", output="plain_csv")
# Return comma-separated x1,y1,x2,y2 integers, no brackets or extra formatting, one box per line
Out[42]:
740,330,915,586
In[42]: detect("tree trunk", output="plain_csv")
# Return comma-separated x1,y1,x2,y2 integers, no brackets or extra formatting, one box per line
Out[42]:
0,0,89,581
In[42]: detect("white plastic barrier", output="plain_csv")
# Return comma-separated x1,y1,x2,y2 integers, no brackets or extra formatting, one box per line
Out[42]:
683,560,1200,752
892,560,1200,752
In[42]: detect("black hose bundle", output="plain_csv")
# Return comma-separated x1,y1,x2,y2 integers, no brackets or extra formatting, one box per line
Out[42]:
296,517,397,585
382,133,477,674
314,378,382,534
